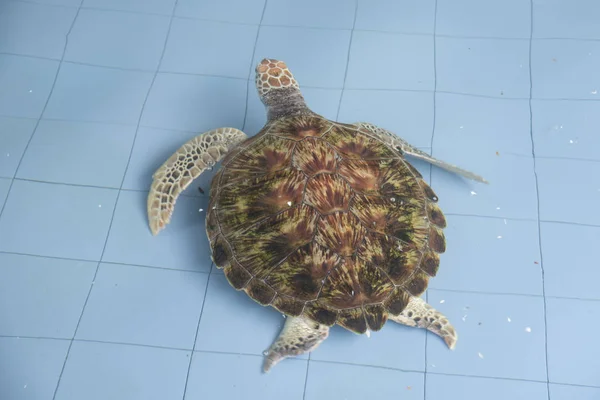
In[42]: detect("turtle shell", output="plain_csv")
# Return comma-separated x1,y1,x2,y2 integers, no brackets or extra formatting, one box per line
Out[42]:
206,115,446,334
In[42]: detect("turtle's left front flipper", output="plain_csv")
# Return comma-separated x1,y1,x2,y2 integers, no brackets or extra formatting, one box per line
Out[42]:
263,314,329,373
353,122,488,184
147,127,247,235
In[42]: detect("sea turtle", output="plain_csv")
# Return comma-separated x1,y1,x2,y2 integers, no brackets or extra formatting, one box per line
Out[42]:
147,58,487,372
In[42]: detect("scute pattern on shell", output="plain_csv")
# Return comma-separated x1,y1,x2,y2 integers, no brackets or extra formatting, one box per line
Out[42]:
206,115,447,334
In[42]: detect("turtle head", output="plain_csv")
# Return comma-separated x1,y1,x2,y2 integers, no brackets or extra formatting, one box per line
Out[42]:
255,58,308,119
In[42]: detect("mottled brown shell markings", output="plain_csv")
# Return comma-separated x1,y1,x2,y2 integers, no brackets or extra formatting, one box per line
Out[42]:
304,174,352,215
208,115,447,334
263,243,340,301
292,137,337,176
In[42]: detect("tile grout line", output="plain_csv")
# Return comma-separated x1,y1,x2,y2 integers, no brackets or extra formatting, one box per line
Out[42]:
44,5,89,398
527,2,551,400
181,272,213,399
334,0,358,122
0,3,84,221
242,0,269,132
424,2,439,396
3,331,600,389
9,0,600,42
6,52,600,103
50,1,181,397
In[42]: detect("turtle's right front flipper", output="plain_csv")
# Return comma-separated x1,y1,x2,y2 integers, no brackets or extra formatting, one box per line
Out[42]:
147,127,247,235
353,122,488,184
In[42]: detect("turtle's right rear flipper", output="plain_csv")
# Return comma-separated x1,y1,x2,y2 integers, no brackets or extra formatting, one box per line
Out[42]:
147,127,247,236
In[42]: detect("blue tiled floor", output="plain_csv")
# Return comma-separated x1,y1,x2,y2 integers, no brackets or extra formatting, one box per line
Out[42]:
0,0,598,399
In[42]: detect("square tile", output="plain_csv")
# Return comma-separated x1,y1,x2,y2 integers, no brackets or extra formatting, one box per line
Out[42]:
0,55,59,119
76,263,206,348
338,90,434,148
305,362,424,400
0,337,70,400
196,274,289,355
550,384,600,400
532,39,600,99
536,158,600,225
186,352,306,399
141,73,246,132
55,341,189,400
174,0,266,24
17,120,136,188
430,215,543,295
244,80,342,136
103,191,211,272
547,297,600,387
532,100,600,160
426,290,547,381
0,178,10,208
0,2,77,59
0,253,96,338
0,116,36,178
0,180,118,260
533,0,600,40
160,18,257,78
434,93,532,156
346,31,434,90
123,127,216,193
426,374,548,400
355,0,435,34
436,37,530,98
437,0,531,39
65,9,170,70
82,0,177,15
44,63,154,124
430,153,537,221
310,322,425,372
252,26,351,88
541,222,600,300
263,0,355,29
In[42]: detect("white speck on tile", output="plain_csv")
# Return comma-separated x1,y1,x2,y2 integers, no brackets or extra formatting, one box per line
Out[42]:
98,204,102,208
592,90,598,95
439,300,445,304
459,125,464,129
507,317,512,322
470,191,477,196
24,385,27,389
503,219,507,225
462,315,468,322
496,206,500,210
198,208,204,212
365,329,371,338
431,364,436,368
478,352,484,359
525,327,532,333
569,140,574,144
6,153,9,157
28,90,33,93
497,235,502,239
